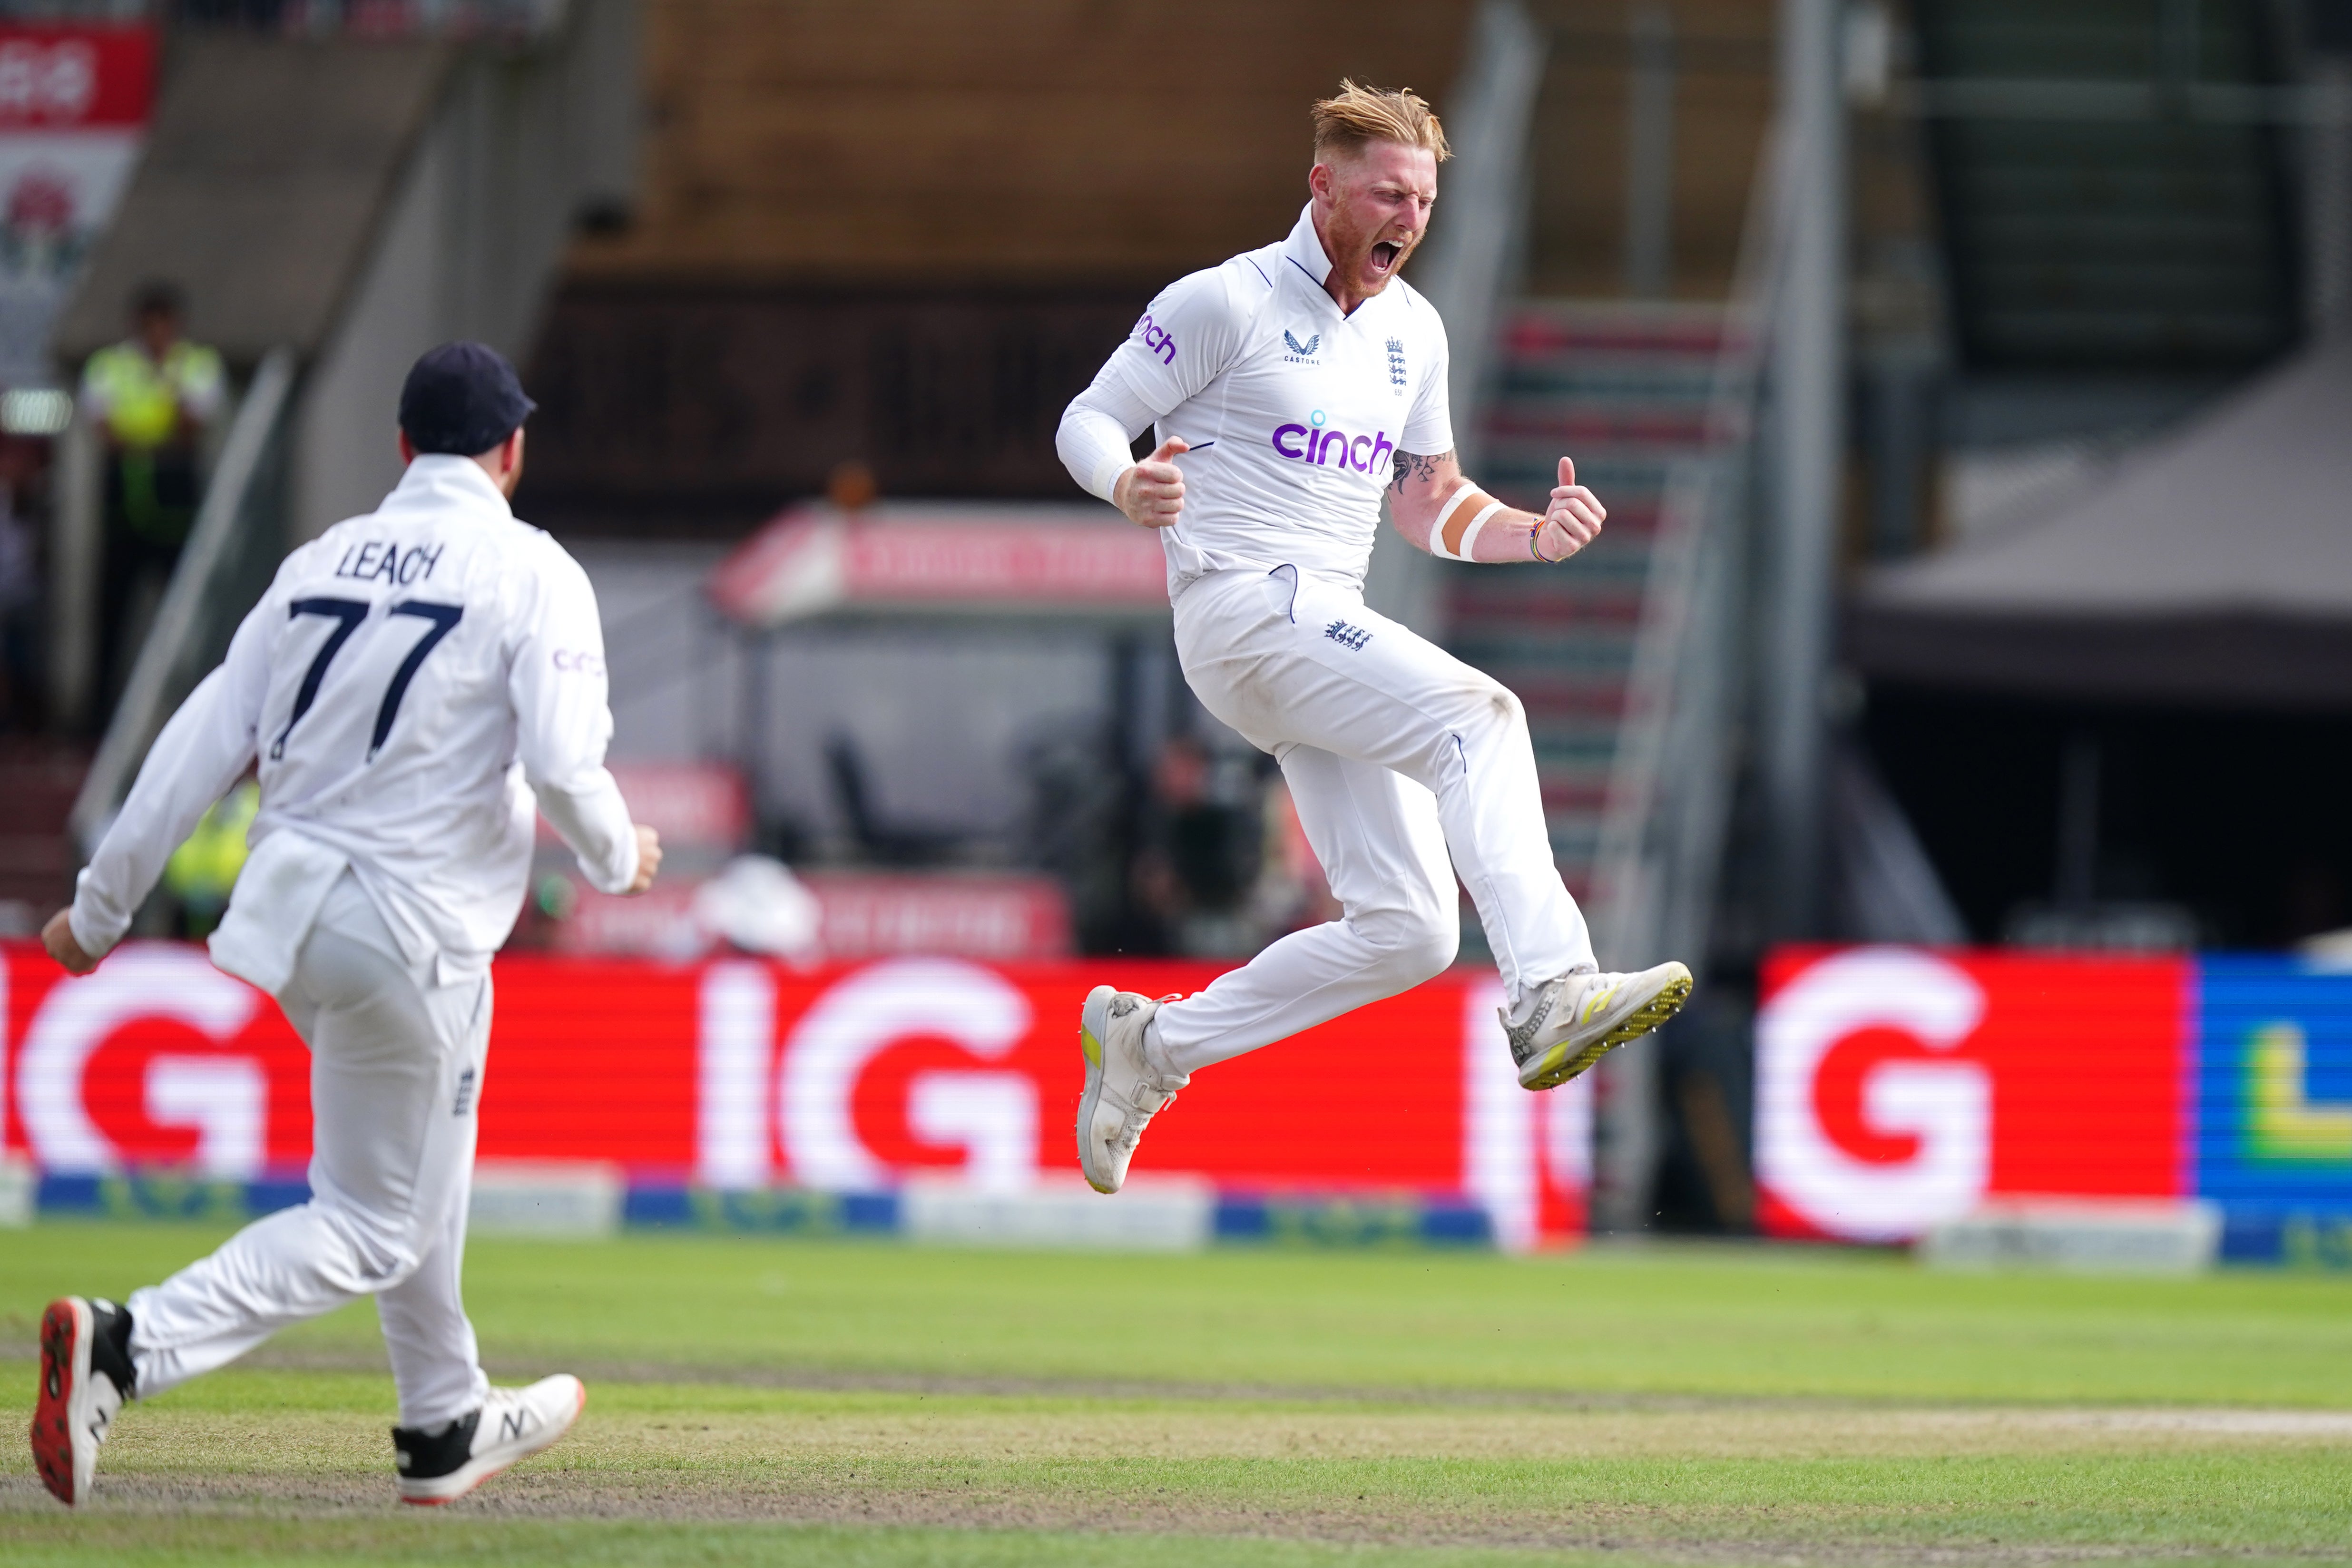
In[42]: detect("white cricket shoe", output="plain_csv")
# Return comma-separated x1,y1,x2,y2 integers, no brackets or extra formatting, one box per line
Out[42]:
1505,961,1694,1090
393,1374,585,1505
29,1296,135,1507
1076,985,1188,1195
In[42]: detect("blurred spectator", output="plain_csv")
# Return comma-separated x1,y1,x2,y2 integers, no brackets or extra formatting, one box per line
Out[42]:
1130,735,1266,956
1247,775,1340,938
0,438,40,732
81,280,225,710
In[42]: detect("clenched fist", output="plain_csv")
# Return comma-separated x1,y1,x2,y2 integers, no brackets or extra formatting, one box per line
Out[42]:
41,909,98,975
625,824,662,894
1114,437,1189,529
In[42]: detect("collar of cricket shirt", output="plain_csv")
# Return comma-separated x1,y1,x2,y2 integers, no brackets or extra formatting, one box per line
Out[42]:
1283,202,1334,292
386,453,515,520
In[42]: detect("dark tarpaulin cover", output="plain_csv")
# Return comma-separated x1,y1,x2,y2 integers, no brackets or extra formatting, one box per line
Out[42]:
1847,339,2352,709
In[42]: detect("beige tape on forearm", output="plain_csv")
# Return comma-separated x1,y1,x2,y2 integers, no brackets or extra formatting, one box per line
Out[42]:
1433,486,1500,560
1455,500,1505,561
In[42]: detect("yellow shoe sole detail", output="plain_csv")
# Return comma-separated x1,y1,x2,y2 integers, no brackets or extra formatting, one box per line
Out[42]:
1521,971,1694,1091
1078,1019,1115,1193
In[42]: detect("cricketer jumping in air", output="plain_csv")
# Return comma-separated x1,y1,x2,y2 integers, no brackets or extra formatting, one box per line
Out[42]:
1055,81,1692,1196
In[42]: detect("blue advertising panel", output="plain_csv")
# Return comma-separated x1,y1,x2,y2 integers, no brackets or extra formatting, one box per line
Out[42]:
2195,958,2352,1264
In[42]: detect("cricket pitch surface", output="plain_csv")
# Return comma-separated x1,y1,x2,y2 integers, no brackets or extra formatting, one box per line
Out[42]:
4,1223,2350,1566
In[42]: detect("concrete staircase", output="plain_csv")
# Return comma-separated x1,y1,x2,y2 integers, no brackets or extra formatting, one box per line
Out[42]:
1443,300,1724,913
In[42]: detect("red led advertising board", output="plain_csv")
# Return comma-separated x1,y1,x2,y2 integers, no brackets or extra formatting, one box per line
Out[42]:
1755,946,2191,1242
0,945,1587,1248
0,25,155,129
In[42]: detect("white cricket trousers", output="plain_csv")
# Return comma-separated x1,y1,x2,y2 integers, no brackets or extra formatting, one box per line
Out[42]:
125,872,492,1429
1153,565,1596,1076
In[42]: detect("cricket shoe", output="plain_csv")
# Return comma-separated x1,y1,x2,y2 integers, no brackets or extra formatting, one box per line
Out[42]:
1076,985,1188,1195
30,1295,137,1507
393,1374,585,1505
1505,961,1694,1090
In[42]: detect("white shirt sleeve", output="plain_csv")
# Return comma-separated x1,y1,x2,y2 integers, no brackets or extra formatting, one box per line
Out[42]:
1057,265,1259,501
510,543,638,895
69,599,272,956
1056,367,1157,503
1103,265,1255,415
1401,304,1455,457
176,352,227,424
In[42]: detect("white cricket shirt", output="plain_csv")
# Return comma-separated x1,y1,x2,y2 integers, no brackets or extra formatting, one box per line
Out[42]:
70,456,638,990
1084,203,1454,597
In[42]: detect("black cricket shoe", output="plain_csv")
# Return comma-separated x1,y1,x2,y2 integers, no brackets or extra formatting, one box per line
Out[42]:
393,1373,585,1504
30,1296,136,1506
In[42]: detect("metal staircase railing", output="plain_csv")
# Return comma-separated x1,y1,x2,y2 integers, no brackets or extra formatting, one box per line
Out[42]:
1579,123,1788,1230
1591,118,1787,976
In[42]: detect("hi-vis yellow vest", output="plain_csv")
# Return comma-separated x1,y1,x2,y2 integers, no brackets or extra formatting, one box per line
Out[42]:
82,339,224,450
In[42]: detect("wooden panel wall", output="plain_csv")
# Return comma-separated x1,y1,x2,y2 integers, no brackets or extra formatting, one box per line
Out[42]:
519,284,1152,531
568,0,1476,285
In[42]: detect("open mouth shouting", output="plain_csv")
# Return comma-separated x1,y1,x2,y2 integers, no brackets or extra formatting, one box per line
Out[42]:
1370,239,1404,274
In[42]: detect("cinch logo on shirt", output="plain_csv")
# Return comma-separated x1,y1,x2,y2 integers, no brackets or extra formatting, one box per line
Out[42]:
1271,411,1394,475
1135,312,1176,365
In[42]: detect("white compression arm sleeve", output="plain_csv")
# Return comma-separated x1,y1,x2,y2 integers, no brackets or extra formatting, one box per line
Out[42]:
1056,366,1158,503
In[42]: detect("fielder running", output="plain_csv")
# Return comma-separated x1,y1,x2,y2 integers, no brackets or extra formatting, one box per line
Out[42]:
30,343,660,1506
1056,82,1691,1194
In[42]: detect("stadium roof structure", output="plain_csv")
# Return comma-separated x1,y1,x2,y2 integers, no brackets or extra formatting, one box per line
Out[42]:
1848,337,2352,709
705,500,1171,629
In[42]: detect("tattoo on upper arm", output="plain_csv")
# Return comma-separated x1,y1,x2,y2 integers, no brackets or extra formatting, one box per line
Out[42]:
1391,448,1451,496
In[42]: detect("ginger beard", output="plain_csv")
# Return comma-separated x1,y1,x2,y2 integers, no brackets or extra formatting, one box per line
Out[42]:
1310,141,1437,304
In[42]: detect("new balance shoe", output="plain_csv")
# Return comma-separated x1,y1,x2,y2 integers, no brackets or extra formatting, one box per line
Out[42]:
30,1295,136,1507
1505,961,1694,1090
393,1374,585,1505
1076,985,1187,1195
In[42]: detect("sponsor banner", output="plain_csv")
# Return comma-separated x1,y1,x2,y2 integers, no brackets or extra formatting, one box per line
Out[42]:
541,872,1074,962
0,27,153,129
2195,957,2352,1254
0,24,152,386
29,1170,1498,1249
0,945,1587,1248
1759,945,2352,1252
707,503,1167,629
1756,946,2189,1244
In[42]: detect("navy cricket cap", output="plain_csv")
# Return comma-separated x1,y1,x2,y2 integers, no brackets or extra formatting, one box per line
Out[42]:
398,341,536,456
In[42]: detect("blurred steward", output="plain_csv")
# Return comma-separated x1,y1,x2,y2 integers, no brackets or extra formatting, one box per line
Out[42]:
80,280,225,709
162,778,258,940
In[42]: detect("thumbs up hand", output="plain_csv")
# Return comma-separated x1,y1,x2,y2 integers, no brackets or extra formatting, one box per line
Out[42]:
1535,454,1605,563
1115,437,1190,529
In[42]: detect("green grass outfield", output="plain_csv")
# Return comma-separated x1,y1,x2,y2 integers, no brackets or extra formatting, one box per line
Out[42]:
3,1222,2351,1566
